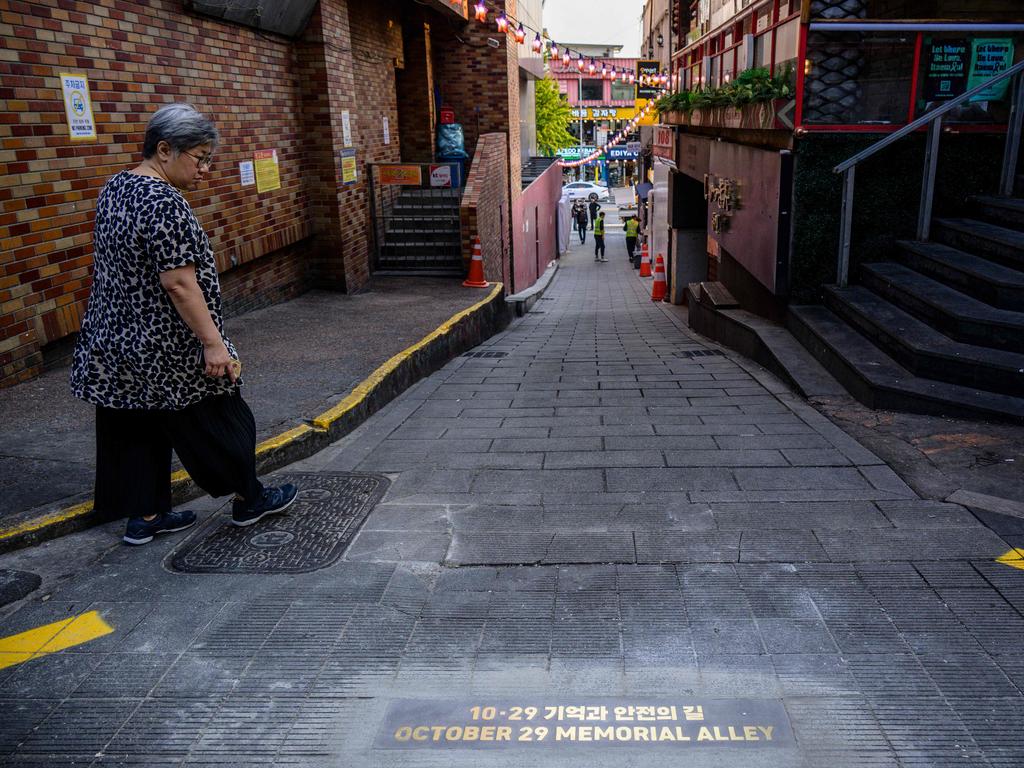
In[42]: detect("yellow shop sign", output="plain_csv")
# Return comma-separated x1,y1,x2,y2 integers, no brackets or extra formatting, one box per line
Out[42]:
569,107,637,121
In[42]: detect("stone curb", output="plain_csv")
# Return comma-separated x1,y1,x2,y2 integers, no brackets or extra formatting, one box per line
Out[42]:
506,260,559,317
0,283,510,555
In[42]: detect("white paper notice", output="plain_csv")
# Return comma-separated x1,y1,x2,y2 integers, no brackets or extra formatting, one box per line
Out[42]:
342,110,352,147
60,72,96,141
239,161,255,186
383,116,390,145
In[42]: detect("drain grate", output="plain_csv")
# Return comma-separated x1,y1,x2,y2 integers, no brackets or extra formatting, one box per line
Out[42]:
674,349,725,359
464,350,509,358
168,472,389,574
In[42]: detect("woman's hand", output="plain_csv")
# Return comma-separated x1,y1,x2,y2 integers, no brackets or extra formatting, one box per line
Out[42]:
160,265,238,384
203,340,238,383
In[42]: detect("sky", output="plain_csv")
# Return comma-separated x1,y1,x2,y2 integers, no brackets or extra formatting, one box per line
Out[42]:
542,0,646,58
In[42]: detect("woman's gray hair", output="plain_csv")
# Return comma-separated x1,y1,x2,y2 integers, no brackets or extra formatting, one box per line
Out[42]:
142,103,219,158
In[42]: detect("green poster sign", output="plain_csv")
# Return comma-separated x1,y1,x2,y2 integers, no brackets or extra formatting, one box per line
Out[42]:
967,38,1014,102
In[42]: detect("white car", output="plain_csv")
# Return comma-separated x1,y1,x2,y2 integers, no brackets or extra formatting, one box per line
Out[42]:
563,181,611,202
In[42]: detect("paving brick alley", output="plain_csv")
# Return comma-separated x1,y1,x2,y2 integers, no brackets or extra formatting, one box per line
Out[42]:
1,227,1022,767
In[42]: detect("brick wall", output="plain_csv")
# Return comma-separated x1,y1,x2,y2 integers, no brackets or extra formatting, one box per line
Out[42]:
335,0,405,289
461,133,510,287
0,0,517,386
396,16,435,163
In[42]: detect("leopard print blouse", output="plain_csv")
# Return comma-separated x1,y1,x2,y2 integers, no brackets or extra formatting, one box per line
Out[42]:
71,171,240,410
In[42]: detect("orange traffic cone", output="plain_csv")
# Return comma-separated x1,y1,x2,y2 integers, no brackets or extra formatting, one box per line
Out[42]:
651,254,667,302
463,236,489,288
638,243,652,277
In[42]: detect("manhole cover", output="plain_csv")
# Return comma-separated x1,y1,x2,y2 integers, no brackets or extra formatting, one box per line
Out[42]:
464,350,509,358
167,472,389,574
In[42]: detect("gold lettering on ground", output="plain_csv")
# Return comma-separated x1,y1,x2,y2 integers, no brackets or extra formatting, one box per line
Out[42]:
379,700,791,749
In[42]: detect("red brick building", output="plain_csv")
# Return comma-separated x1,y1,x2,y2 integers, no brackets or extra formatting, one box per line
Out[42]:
0,0,541,386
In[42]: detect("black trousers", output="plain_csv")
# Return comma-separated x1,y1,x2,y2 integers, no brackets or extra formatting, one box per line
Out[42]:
594,235,605,258
577,224,586,243
626,236,637,262
95,392,263,520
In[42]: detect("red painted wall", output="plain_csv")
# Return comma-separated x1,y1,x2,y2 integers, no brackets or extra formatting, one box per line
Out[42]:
511,162,561,293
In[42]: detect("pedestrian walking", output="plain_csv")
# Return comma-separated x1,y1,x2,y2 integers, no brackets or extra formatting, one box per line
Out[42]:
594,211,607,262
588,198,600,230
575,203,588,244
70,103,298,545
624,215,640,265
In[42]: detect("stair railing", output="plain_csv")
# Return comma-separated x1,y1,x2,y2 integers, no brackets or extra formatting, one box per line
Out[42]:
832,59,1024,287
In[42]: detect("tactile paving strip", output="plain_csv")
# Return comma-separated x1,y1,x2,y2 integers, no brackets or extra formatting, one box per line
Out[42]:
168,472,389,574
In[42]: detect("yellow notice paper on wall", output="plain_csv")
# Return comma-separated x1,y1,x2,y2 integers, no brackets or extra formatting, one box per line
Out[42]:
254,149,281,193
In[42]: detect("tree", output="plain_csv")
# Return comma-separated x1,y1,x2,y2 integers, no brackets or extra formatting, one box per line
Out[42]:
535,74,576,157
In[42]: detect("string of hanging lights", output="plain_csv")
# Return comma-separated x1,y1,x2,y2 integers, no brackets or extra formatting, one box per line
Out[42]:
463,1,672,169
465,0,672,90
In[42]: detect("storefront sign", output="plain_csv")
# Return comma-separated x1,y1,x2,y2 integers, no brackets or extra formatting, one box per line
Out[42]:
569,107,637,120
606,147,638,160
627,141,642,154
705,173,740,233
340,149,358,185
636,60,661,100
653,125,675,162
379,164,423,185
429,164,453,188
558,146,598,160
968,38,1014,101
60,72,96,141
254,149,281,193
923,39,968,101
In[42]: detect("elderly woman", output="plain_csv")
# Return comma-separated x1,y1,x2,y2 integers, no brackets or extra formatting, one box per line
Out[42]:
71,103,296,545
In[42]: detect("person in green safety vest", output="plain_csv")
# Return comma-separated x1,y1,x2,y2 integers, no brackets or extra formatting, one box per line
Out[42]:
593,212,607,262
624,215,639,265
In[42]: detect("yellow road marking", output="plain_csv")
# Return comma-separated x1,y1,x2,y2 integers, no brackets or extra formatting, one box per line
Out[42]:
0,499,94,541
0,610,113,671
996,548,1024,571
0,284,503,543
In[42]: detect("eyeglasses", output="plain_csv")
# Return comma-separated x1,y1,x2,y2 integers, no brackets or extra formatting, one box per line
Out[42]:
181,150,214,169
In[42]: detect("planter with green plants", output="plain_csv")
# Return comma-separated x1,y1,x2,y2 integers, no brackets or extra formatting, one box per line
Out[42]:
655,67,794,130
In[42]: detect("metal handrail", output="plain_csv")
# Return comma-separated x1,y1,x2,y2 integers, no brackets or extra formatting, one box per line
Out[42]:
834,60,1024,174
831,59,1024,287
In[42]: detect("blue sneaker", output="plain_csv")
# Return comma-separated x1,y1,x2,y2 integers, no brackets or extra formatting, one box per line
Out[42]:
123,509,197,545
231,484,297,527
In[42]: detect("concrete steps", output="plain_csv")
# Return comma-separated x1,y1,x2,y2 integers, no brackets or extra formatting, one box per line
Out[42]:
822,285,1024,396
860,262,1024,353
377,189,463,273
970,194,1024,229
787,304,1024,424
788,193,1024,423
933,217,1024,270
894,240,1024,311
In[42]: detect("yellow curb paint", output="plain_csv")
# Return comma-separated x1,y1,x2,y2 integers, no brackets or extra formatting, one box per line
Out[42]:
0,285,502,544
0,610,113,670
996,548,1024,571
312,283,503,431
256,423,317,456
0,499,94,542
